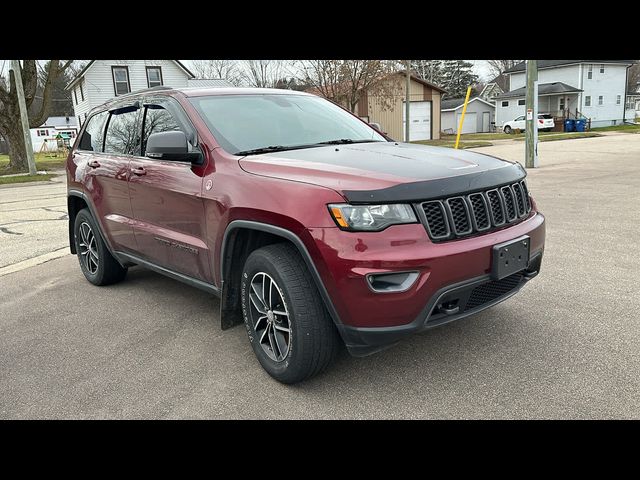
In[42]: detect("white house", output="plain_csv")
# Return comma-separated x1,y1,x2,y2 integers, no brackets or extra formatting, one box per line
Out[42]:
494,60,636,128
65,60,196,127
441,97,496,134
626,82,640,119
30,116,79,153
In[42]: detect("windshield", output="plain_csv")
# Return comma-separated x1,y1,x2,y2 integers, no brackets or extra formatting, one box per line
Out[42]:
189,94,386,155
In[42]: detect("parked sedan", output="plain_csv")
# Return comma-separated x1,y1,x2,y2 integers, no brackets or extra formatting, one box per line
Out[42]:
503,114,555,133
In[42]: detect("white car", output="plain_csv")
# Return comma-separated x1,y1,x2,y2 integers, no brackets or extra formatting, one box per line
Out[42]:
503,114,555,133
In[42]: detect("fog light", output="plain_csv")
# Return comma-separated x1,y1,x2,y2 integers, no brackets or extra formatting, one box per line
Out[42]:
366,271,419,293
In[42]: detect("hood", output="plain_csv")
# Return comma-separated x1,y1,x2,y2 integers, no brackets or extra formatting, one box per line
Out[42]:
238,142,526,203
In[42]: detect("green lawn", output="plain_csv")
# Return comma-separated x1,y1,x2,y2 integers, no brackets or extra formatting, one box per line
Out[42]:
0,173,55,185
0,153,67,174
413,139,493,149
590,123,640,132
514,132,602,142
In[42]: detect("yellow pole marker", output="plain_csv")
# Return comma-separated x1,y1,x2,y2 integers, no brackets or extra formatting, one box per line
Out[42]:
454,86,473,149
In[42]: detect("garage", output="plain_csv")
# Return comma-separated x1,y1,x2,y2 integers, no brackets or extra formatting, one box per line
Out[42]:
456,112,477,134
402,101,431,141
440,96,496,134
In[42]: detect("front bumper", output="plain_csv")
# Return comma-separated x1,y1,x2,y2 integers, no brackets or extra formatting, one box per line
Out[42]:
307,211,545,355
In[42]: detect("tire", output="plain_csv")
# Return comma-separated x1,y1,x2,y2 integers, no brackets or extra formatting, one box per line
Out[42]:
503,125,512,134
240,243,340,384
74,208,127,286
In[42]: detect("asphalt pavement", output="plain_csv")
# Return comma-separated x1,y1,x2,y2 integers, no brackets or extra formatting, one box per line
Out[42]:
1,133,639,419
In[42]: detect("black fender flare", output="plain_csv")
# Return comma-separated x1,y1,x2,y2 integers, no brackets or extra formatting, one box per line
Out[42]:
219,220,345,335
67,189,124,267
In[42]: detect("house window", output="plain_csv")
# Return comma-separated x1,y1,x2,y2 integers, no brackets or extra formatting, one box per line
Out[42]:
80,79,85,101
37,129,48,136
559,97,566,112
588,64,593,79
112,66,131,96
146,67,163,88
501,101,509,107
73,88,78,105
616,95,621,105
518,99,525,106
600,64,605,74
598,95,603,105
585,96,591,107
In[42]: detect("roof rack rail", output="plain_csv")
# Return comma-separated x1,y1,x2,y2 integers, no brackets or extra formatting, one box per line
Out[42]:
116,85,174,99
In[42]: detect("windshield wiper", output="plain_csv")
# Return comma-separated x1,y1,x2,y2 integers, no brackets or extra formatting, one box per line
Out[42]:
315,139,381,145
234,145,316,156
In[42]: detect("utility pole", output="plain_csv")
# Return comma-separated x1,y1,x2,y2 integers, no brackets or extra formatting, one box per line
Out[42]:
525,60,538,168
405,60,411,143
10,60,37,175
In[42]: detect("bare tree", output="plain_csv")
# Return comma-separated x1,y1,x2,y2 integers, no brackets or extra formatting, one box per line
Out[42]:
191,60,242,85
300,60,399,113
486,60,524,79
240,60,286,88
0,60,73,173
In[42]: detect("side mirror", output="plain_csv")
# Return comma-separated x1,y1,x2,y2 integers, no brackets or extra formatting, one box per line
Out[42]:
145,130,203,164
369,122,382,131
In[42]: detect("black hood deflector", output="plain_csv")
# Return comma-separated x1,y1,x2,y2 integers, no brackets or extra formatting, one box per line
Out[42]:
343,163,526,204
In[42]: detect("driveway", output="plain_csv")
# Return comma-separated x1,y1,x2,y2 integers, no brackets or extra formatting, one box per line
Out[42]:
1,134,639,419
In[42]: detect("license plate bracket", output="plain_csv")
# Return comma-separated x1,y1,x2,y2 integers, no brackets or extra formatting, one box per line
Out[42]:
491,235,530,280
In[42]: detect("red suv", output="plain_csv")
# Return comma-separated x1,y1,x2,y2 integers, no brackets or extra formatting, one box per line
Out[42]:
66,87,545,383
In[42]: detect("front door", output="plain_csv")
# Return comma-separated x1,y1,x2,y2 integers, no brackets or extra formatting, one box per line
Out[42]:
76,107,138,252
128,97,212,283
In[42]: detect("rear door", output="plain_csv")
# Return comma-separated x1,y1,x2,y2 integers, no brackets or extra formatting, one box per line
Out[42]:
128,96,212,282
76,107,138,252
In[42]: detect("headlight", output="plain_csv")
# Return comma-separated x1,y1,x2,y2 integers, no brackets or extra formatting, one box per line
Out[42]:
328,203,417,231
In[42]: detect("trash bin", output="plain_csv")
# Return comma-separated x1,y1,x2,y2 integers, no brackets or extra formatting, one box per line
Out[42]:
564,119,575,132
575,119,586,132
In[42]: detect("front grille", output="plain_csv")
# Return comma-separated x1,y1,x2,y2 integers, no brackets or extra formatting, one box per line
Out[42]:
420,179,532,242
464,272,524,311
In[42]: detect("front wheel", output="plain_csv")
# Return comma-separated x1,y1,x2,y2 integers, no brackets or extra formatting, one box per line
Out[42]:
74,208,127,286
503,125,512,134
241,243,340,384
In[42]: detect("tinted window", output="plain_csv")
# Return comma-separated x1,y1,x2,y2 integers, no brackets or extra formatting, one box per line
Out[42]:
518,99,525,106
142,104,184,154
501,101,509,107
104,108,141,155
514,116,525,121
539,114,553,119
189,94,385,155
78,111,109,151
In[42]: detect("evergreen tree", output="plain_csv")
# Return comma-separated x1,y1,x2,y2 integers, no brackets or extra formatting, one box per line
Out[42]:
439,60,478,99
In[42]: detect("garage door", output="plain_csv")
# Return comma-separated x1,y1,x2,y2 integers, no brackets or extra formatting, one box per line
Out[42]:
456,112,477,134
403,101,431,141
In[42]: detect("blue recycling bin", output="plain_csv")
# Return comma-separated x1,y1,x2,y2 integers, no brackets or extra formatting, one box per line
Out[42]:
564,119,575,132
575,119,586,132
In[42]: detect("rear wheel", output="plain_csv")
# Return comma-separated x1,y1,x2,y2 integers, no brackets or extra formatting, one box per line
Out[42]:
240,243,340,384
503,125,512,134
74,208,127,286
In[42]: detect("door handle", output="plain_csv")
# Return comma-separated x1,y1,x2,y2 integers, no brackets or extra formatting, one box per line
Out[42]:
131,167,146,176
87,160,100,168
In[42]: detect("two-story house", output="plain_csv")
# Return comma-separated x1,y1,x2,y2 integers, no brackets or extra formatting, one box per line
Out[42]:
65,60,225,128
494,60,636,128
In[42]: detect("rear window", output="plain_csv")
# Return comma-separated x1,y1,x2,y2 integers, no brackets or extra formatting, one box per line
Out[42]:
78,111,109,151
539,114,553,119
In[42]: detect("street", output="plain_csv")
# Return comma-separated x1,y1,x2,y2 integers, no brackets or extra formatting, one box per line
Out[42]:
1,133,639,418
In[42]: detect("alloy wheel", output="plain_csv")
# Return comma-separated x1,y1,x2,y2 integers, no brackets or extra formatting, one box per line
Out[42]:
248,272,292,362
78,221,99,275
